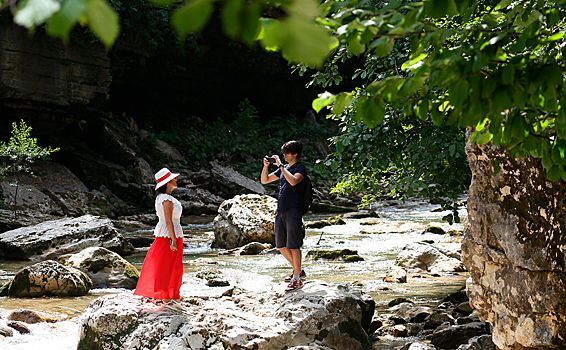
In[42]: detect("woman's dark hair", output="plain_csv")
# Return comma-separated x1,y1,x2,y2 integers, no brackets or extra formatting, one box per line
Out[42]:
156,184,168,194
281,140,303,159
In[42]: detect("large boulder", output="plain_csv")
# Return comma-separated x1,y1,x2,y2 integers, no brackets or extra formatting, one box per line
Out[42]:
462,134,566,349
78,280,373,350
395,242,466,274
0,215,135,260
58,247,140,289
210,162,266,199
212,194,277,250
174,187,225,215
0,260,92,297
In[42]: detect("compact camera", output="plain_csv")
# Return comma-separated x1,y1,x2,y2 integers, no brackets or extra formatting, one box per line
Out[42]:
265,156,276,164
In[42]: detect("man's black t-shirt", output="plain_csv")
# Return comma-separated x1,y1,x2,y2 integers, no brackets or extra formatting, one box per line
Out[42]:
274,163,308,211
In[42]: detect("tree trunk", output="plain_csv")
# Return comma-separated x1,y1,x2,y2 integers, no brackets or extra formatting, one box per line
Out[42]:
462,129,566,349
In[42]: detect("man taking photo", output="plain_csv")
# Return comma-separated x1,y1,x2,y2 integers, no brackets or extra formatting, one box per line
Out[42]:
261,140,307,293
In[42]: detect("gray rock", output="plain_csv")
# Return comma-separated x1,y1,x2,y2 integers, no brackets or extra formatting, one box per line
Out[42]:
384,266,407,283
389,302,433,320
58,247,140,289
431,322,490,349
458,310,481,325
78,280,373,350
0,215,135,260
396,242,466,274
212,194,277,250
463,133,566,348
0,260,92,297
342,211,379,219
456,334,496,350
175,187,225,215
424,311,456,329
401,341,436,350
210,162,265,199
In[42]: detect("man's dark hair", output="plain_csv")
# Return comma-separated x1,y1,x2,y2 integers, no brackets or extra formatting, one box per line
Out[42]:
281,140,303,159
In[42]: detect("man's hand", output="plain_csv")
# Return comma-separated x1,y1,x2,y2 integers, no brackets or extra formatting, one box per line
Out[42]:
272,155,282,167
263,157,270,167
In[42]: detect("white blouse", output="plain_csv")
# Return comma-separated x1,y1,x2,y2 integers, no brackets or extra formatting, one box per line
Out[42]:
154,193,184,238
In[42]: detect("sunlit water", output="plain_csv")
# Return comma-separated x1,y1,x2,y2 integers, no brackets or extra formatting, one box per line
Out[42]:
0,199,468,349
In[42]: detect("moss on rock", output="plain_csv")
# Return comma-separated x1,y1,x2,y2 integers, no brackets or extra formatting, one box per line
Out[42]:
307,249,360,261
423,226,446,235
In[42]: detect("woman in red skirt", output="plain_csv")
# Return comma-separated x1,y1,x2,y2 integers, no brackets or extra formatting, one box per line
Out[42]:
134,167,184,303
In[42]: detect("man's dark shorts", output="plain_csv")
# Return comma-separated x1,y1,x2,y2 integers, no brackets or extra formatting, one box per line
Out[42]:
274,207,304,249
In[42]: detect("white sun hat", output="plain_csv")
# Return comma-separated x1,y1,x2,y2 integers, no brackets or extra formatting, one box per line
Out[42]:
154,167,180,190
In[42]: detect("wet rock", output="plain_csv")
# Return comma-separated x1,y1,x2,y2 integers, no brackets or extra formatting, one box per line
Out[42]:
342,211,379,219
388,298,413,307
0,260,92,297
0,215,135,261
0,326,13,337
124,236,154,248
187,258,219,266
457,310,481,325
443,288,468,304
6,321,31,334
328,216,346,225
392,324,408,337
359,218,380,225
423,226,446,234
424,311,456,329
7,309,60,324
457,334,496,350
307,249,363,262
384,266,407,283
212,194,277,250
221,242,273,256
210,162,265,199
430,322,490,349
389,316,407,325
305,220,331,229
390,302,433,321
58,247,140,289
455,301,474,316
174,187,225,215
78,280,373,350
196,270,230,287
400,341,436,350
395,242,466,274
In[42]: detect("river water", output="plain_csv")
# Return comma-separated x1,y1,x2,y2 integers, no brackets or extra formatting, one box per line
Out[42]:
0,199,468,349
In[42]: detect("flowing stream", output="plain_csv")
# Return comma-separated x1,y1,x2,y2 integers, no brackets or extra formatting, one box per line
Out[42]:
0,199,468,349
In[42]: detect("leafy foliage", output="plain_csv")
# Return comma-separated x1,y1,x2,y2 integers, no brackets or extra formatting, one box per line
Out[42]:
313,0,566,182
0,120,60,219
140,100,336,181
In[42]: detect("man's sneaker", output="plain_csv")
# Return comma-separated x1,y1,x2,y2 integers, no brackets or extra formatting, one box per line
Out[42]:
284,270,306,282
285,278,303,293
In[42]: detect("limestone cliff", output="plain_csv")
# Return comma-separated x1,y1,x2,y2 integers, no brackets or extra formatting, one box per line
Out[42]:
462,132,566,349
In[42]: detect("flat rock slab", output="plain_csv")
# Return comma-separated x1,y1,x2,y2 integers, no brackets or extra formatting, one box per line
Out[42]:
78,280,374,350
0,215,134,260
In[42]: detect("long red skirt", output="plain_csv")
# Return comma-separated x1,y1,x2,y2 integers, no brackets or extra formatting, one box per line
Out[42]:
134,237,183,300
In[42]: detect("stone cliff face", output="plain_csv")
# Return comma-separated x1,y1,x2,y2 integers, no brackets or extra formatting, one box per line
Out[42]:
462,132,566,349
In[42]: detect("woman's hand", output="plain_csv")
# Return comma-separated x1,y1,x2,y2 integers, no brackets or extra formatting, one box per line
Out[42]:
170,239,177,251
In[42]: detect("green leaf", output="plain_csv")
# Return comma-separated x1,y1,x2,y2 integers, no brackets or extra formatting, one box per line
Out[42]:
172,0,214,39
370,37,395,57
14,0,61,28
356,98,385,128
261,16,337,67
46,0,88,41
450,79,468,107
546,165,561,182
332,93,354,115
312,92,336,113
501,64,515,85
85,0,120,48
149,0,179,6
221,0,244,38
495,0,512,10
348,35,366,56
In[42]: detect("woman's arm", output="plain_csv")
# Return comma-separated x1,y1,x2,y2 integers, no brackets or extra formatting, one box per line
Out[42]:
162,200,177,251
